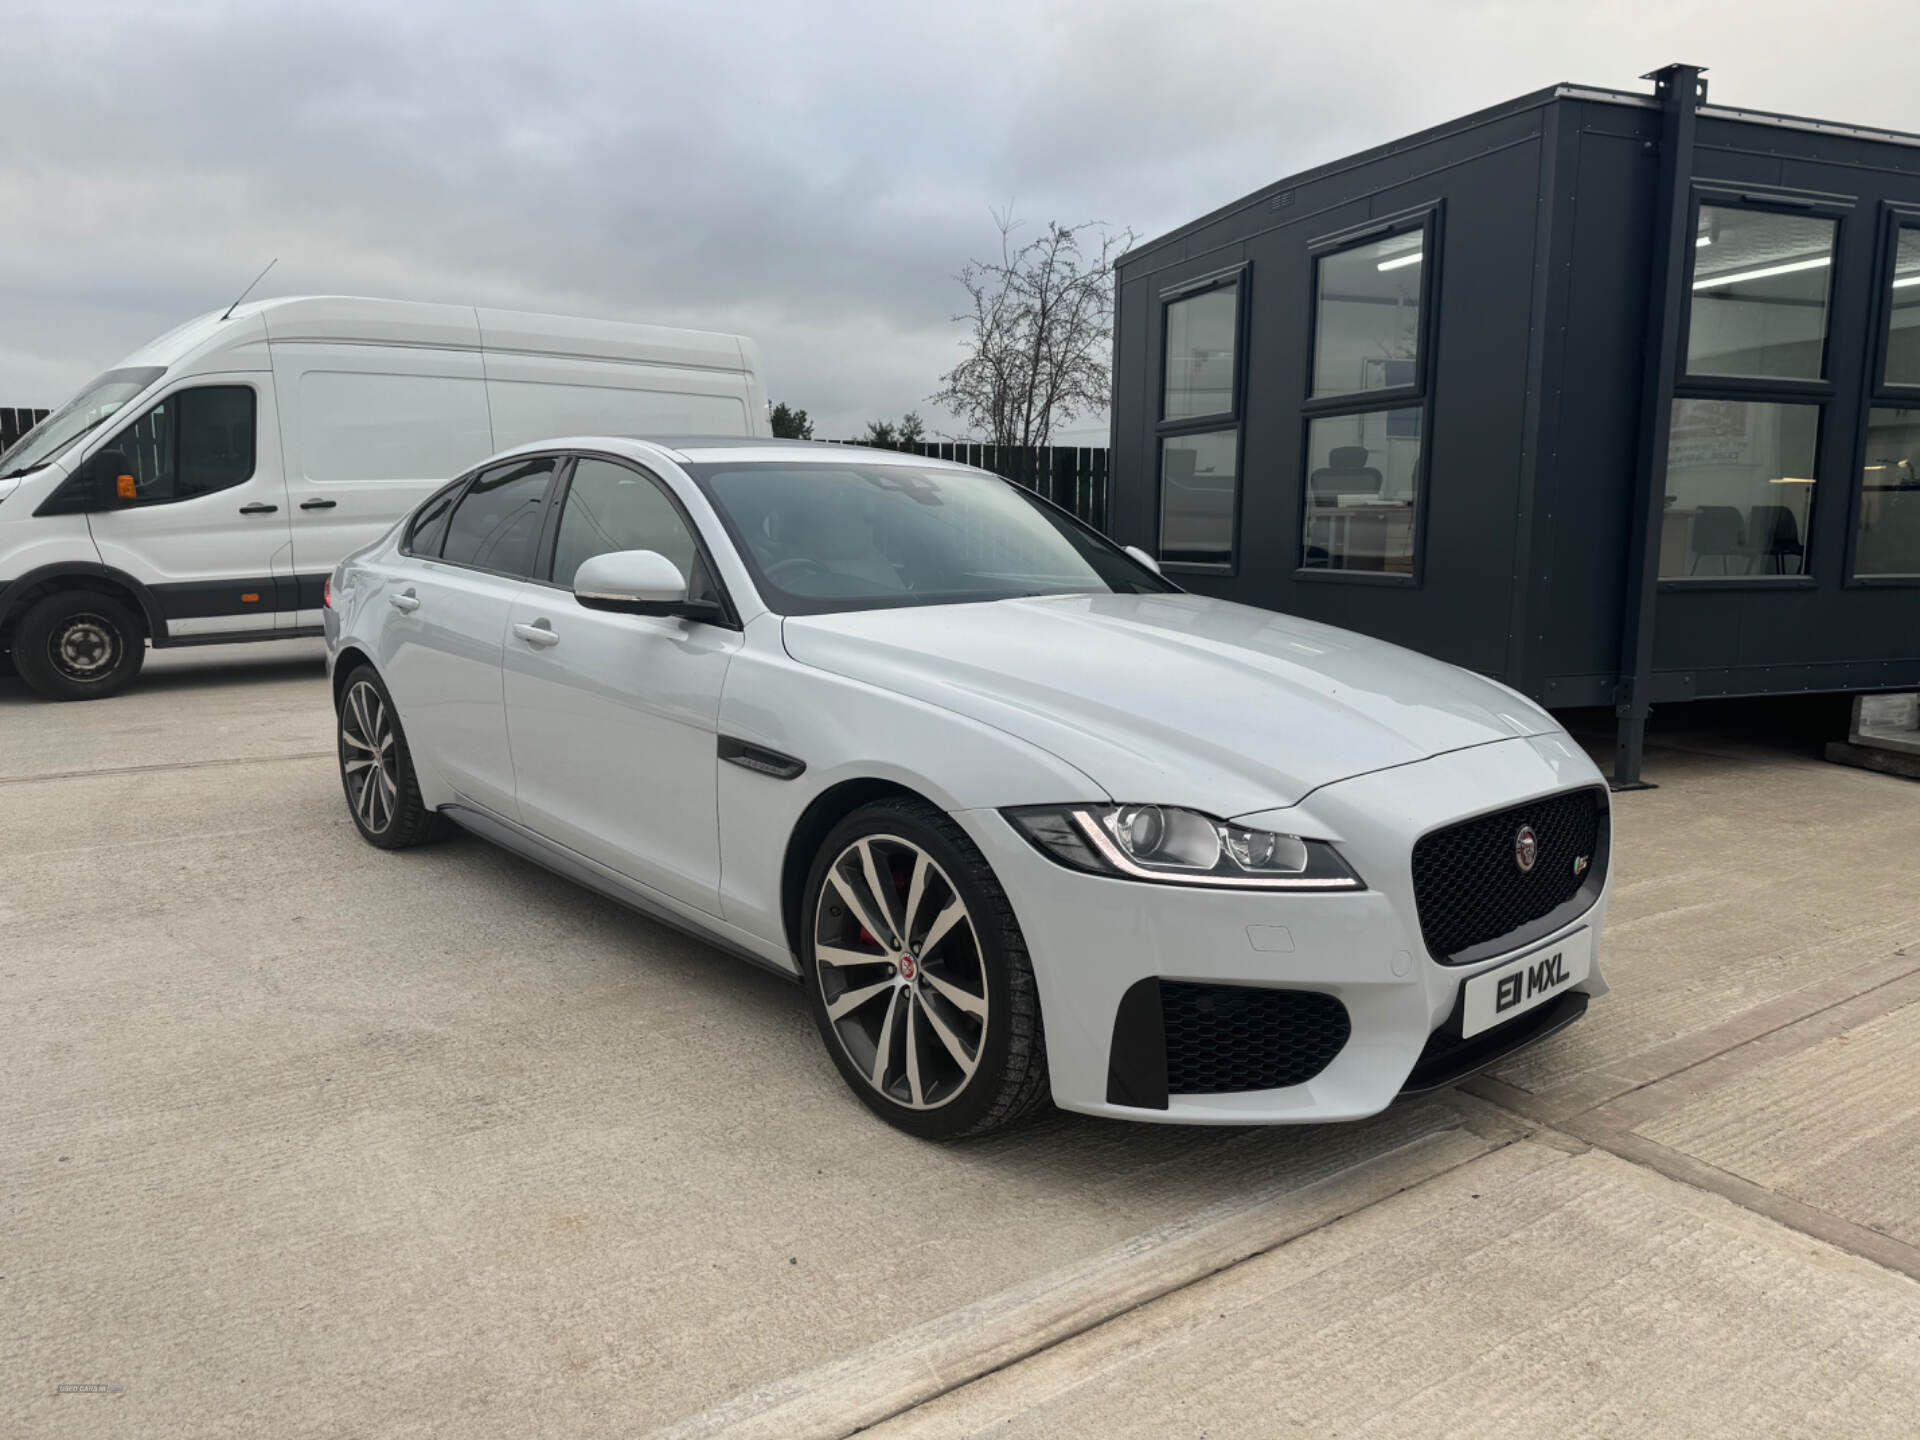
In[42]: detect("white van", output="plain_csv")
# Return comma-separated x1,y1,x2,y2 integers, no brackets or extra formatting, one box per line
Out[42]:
0,296,769,699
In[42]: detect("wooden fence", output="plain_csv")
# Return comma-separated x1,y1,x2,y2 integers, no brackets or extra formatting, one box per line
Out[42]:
828,440,1110,532
1,407,48,452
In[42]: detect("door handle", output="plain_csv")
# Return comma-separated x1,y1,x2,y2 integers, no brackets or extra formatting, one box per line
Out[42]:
299,498,337,511
238,502,279,515
512,621,559,649
389,589,420,614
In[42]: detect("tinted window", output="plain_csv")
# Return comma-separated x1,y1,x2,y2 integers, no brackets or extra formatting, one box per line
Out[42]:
1855,406,1920,577
690,461,1170,615
404,478,465,557
101,386,256,503
551,458,698,588
1887,225,1920,389
1302,409,1421,574
439,457,555,575
1159,430,1237,565
1162,286,1237,420
1312,232,1424,398
1687,206,1837,381
1658,399,1819,577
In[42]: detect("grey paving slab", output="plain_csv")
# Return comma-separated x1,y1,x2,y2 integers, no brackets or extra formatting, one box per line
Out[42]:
1634,997,1920,1250
1487,743,1920,1101
0,638,330,779
873,1144,1920,1440
3,754,1487,1439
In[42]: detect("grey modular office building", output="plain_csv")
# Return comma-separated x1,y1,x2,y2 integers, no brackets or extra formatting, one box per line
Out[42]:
1108,64,1920,782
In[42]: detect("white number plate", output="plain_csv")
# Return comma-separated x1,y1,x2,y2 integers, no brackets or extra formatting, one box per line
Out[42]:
1460,928,1592,1038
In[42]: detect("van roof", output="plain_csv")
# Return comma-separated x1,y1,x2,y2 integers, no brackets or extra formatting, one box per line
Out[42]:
121,295,758,375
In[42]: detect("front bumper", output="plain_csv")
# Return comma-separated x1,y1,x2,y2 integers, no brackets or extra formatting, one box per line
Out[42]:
956,733,1610,1124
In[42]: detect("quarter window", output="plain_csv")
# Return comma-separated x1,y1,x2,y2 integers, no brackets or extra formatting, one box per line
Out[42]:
99,386,256,504
403,479,465,557
1155,273,1244,567
1686,205,1837,381
551,458,700,589
439,457,556,576
1301,215,1435,575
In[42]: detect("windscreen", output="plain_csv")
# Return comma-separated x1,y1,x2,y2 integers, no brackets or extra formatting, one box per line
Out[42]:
0,367,167,479
688,461,1171,615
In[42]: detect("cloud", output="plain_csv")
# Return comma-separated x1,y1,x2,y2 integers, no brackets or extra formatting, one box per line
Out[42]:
3,0,1917,440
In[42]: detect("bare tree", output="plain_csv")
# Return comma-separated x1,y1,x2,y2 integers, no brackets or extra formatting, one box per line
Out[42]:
931,212,1133,449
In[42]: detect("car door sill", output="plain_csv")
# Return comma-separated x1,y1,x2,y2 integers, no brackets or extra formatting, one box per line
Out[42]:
438,802,800,982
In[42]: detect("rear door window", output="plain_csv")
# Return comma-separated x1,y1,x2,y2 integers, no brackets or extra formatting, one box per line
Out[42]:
438,457,557,576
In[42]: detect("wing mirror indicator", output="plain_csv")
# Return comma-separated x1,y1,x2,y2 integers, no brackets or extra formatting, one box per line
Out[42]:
572,549,722,621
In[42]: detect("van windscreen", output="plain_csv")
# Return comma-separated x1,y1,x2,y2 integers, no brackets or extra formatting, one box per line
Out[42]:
0,367,167,479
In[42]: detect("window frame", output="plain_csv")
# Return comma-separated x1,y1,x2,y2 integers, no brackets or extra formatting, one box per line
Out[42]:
427,452,567,581
93,381,260,507
530,450,742,628
1663,186,1852,589
1844,200,1920,586
1294,203,1442,587
1153,263,1248,573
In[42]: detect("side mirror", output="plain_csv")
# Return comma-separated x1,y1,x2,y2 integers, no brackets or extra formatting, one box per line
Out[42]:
573,549,717,619
1123,544,1162,576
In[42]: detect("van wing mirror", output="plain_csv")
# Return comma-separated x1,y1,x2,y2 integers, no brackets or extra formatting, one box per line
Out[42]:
573,549,705,617
91,450,139,506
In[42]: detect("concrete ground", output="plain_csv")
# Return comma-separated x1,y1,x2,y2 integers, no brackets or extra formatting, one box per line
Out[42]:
3,643,1917,1438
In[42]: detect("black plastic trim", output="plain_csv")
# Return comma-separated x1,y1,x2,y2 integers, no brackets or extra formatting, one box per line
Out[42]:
0,561,166,640
1106,976,1170,1109
717,736,806,780
149,577,281,621
1399,990,1588,1095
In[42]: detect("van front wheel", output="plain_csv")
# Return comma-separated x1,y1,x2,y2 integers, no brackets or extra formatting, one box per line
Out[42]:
13,590,146,701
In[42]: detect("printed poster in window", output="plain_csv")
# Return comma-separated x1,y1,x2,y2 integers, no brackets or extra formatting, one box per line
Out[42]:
1668,398,1752,470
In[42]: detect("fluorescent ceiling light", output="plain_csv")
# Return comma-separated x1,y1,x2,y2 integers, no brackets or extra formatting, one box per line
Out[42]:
1769,476,1817,484
1693,256,1830,290
1377,252,1422,272
1696,235,1712,247
1893,273,1920,289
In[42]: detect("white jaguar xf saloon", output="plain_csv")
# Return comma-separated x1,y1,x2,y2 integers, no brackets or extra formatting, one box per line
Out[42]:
324,438,1610,1138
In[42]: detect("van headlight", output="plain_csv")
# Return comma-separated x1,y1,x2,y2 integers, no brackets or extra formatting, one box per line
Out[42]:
1003,805,1363,890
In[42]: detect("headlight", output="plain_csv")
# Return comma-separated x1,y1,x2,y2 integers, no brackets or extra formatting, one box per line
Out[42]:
1003,805,1363,890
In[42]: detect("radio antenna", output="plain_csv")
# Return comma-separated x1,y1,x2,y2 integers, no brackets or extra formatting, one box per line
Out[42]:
220,258,278,322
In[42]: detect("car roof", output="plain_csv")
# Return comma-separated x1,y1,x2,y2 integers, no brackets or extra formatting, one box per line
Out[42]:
487,434,987,473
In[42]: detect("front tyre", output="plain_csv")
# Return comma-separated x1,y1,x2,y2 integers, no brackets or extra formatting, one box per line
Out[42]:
12,590,146,700
336,664,447,849
802,796,1050,1140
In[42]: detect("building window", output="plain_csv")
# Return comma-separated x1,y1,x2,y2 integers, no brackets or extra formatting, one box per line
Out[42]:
1163,285,1238,420
1884,224,1920,389
1155,272,1243,566
1159,429,1238,564
1300,213,1435,576
1301,410,1421,574
1687,206,1837,381
1657,399,1819,576
1312,231,1424,399
1854,408,1920,577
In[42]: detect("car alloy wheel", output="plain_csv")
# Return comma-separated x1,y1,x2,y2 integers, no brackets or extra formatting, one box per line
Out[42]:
48,611,121,684
340,678,399,835
813,833,990,1110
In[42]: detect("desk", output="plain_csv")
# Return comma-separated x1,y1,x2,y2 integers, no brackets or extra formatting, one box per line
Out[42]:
1303,502,1415,574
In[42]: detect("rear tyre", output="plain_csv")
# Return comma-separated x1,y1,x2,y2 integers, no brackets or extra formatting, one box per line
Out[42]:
337,664,448,849
12,590,146,701
802,796,1051,1140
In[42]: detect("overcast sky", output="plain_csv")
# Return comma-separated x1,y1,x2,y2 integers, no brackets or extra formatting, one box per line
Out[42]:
4,0,1918,442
